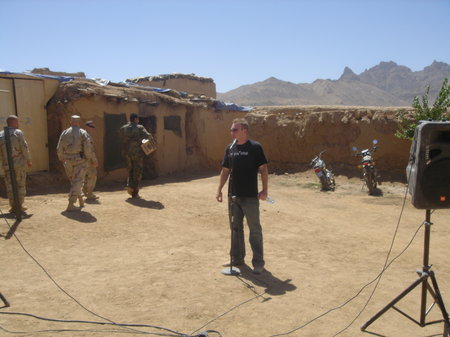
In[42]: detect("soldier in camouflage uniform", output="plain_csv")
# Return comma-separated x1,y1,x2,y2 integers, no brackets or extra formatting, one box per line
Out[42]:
118,113,150,198
0,115,32,213
82,121,99,200
57,115,95,211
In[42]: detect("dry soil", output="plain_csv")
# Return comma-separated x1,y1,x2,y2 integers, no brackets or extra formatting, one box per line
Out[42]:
1,171,449,337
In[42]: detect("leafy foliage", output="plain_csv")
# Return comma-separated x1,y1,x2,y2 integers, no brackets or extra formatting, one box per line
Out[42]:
395,78,450,139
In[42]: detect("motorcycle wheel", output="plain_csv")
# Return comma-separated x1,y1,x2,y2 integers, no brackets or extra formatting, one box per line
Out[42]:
329,176,336,191
366,170,377,195
375,169,382,186
319,175,329,191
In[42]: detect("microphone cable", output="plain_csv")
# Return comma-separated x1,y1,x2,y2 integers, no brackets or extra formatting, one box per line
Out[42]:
268,216,423,337
0,167,421,337
0,210,214,337
269,169,424,336
330,158,418,336
0,311,222,336
191,273,271,335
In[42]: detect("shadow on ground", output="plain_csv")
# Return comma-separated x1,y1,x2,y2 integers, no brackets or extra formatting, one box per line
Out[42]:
236,264,297,297
125,197,164,209
60,210,97,223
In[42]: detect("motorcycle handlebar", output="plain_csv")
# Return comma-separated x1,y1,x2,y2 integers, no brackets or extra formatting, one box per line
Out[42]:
311,150,326,163
354,146,378,156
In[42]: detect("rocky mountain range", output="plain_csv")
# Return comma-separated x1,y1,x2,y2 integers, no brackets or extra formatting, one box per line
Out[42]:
217,61,450,107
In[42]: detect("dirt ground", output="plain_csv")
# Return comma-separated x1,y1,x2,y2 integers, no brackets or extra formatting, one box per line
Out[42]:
1,171,449,337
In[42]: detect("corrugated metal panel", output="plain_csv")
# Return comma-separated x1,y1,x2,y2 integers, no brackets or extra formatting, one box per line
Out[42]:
15,79,49,171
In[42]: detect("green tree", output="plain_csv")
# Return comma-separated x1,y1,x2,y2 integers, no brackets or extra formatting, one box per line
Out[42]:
395,78,450,139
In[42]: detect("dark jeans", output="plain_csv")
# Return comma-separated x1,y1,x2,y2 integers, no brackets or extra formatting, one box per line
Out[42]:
229,196,264,268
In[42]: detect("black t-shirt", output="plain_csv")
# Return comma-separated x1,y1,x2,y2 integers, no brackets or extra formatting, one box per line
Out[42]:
222,139,268,197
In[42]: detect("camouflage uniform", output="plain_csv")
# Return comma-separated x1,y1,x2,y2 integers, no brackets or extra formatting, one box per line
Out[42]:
118,121,150,197
82,135,98,199
0,127,31,211
57,126,94,206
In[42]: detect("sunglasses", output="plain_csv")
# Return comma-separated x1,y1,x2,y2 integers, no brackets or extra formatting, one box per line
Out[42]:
230,128,241,132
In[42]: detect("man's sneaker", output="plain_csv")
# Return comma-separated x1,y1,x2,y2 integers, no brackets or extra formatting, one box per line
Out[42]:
253,265,264,274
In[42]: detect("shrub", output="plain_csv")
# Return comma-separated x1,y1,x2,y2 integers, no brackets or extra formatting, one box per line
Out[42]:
395,78,450,139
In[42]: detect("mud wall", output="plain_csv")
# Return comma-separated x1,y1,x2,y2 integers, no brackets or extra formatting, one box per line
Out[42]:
188,107,247,168
46,80,413,183
180,105,413,181
47,80,209,182
245,106,413,180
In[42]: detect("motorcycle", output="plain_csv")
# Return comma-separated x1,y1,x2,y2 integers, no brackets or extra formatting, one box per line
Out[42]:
310,150,335,191
352,139,380,195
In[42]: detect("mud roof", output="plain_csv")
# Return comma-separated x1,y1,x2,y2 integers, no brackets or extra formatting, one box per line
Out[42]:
49,78,196,106
127,73,214,83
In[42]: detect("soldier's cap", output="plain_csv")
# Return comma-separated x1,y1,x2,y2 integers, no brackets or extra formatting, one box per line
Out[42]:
71,115,81,121
130,113,139,122
85,121,95,128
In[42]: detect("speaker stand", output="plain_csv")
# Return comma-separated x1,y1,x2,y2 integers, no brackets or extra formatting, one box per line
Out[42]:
361,210,450,336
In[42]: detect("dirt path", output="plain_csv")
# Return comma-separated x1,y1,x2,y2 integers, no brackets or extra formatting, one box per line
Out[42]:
1,171,449,337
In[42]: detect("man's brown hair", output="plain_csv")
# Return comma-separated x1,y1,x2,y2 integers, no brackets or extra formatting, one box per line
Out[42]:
232,118,249,130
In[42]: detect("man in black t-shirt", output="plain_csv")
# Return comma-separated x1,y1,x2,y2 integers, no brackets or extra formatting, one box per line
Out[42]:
216,118,269,274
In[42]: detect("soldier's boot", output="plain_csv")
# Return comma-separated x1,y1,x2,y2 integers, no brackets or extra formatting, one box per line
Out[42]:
78,196,85,207
132,188,140,198
66,201,81,212
8,207,17,213
19,196,27,212
9,199,27,213
86,191,99,200
9,208,25,214
66,197,81,212
127,187,133,196
8,200,14,213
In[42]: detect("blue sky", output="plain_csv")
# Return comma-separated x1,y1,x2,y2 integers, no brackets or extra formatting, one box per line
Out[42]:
1,0,449,93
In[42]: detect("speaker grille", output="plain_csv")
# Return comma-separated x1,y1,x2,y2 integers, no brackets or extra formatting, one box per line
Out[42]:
421,158,450,207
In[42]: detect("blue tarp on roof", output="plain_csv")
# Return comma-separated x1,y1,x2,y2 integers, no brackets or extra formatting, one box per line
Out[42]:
150,87,172,93
123,81,173,93
0,71,74,82
213,100,253,112
30,74,73,82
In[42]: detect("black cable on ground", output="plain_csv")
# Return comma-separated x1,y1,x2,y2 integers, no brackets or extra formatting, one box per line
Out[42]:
268,178,426,337
330,166,421,336
268,219,424,337
0,311,205,336
190,269,274,336
191,288,267,336
331,218,424,336
0,211,209,337
1,174,423,337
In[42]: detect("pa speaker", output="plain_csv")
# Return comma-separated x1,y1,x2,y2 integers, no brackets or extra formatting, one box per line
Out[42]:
406,121,450,209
